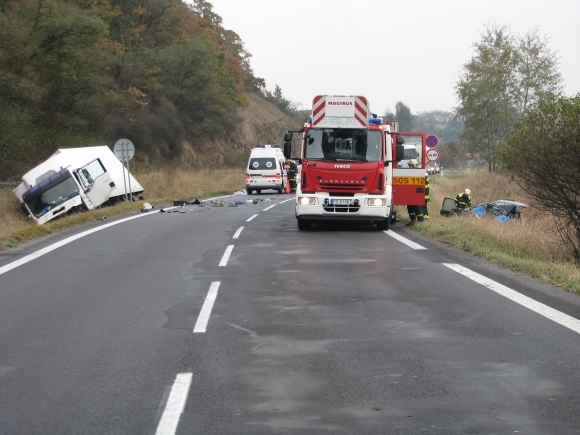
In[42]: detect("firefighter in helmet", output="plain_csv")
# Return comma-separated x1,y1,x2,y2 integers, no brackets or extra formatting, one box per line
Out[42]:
422,171,430,220
406,159,424,225
288,160,297,193
455,188,472,209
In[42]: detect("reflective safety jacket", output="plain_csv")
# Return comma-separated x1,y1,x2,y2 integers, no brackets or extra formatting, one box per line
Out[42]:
455,192,472,209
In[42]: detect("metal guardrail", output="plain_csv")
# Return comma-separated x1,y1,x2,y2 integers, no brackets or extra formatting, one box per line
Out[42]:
0,182,19,189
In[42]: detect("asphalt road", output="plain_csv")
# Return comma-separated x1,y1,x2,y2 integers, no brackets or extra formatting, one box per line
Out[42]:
1,192,580,435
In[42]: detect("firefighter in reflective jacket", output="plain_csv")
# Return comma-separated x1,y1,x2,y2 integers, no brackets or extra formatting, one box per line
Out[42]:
288,160,297,193
422,172,430,220
406,159,424,225
455,189,472,209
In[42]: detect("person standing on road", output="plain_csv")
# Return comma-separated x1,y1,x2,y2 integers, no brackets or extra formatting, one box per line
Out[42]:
406,159,424,226
455,189,472,209
288,160,297,193
422,171,430,220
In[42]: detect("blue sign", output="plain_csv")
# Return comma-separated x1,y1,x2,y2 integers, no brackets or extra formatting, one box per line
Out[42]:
426,134,439,148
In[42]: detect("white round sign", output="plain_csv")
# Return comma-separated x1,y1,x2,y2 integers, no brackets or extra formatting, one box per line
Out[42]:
113,139,135,161
426,148,440,162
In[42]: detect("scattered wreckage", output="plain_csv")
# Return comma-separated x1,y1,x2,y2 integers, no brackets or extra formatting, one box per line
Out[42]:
441,198,530,221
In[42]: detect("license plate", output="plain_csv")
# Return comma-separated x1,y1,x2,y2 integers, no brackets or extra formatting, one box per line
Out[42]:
251,175,261,179
330,199,353,205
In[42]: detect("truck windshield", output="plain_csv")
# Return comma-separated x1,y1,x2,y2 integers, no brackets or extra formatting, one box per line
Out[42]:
305,129,381,162
24,174,80,218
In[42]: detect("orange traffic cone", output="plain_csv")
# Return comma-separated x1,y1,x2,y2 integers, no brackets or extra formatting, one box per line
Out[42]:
285,179,291,194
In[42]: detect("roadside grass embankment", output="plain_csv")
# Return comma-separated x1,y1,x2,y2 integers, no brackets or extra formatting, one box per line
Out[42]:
401,170,580,294
0,168,245,252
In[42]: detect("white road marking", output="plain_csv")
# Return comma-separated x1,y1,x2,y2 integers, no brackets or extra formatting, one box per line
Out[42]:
383,230,428,250
219,245,234,266
443,263,580,335
193,281,221,333
263,205,276,211
246,214,258,222
0,210,174,276
280,198,295,203
155,372,193,435
233,227,244,239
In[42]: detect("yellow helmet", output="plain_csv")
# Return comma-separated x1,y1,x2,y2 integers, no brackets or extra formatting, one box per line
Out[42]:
465,189,471,195
408,159,418,167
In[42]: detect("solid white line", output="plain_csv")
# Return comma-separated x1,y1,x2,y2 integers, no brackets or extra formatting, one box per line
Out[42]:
263,205,276,211
0,210,169,276
383,230,427,250
219,245,234,266
233,227,244,239
155,372,193,435
193,281,221,333
246,214,258,222
443,263,580,335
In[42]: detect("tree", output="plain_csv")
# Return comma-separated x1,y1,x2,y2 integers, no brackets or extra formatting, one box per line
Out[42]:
500,94,580,262
383,102,414,130
455,25,562,172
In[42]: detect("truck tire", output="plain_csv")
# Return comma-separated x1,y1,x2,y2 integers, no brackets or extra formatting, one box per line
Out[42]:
247,188,253,195
297,219,312,230
376,218,389,231
390,209,397,224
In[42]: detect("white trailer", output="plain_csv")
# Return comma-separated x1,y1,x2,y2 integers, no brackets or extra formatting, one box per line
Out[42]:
13,146,144,225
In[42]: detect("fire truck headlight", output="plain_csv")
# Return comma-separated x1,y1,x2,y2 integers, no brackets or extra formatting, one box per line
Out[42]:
366,198,386,206
298,196,317,205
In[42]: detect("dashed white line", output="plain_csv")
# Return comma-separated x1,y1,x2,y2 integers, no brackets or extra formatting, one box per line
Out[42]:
155,372,192,435
383,230,427,250
443,263,580,335
233,227,244,239
193,281,221,333
219,245,234,266
263,205,276,211
280,198,295,203
246,214,258,222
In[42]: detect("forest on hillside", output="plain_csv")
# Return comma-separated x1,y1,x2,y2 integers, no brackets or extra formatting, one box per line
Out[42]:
0,0,299,180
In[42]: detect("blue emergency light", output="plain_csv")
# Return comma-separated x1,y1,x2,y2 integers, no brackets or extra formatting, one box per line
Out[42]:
369,118,382,124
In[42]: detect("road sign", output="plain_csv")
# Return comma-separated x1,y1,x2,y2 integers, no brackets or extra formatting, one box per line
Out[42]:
426,134,439,148
113,139,135,161
426,148,440,162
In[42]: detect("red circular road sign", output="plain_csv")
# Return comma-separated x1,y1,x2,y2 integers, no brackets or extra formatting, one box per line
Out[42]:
426,148,440,162
426,134,439,148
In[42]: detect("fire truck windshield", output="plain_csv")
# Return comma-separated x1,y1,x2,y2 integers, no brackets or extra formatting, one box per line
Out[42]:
305,129,381,162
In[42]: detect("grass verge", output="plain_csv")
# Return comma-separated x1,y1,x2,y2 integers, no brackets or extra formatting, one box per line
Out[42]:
400,170,580,294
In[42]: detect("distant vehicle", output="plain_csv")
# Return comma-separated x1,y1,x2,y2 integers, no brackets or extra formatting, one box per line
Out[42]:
246,144,287,194
13,146,144,225
427,164,441,175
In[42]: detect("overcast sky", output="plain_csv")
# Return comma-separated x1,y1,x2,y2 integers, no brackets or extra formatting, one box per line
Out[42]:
206,0,580,115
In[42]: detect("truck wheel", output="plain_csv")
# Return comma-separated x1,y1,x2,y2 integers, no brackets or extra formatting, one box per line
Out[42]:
297,219,312,230
390,209,397,224
376,219,389,231
247,188,253,195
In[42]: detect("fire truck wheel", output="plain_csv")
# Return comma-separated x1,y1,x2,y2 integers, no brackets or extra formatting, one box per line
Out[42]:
376,219,389,231
297,219,312,230
390,210,397,224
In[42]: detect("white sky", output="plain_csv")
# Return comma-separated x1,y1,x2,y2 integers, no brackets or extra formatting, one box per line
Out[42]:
207,0,580,115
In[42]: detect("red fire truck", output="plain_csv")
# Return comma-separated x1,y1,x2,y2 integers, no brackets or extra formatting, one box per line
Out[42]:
283,95,424,230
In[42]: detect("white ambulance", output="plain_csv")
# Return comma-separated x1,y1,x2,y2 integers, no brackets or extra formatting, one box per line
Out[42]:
246,144,287,194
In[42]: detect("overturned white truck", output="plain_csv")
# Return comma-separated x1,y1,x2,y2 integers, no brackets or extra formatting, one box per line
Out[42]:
13,146,144,225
